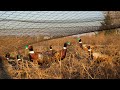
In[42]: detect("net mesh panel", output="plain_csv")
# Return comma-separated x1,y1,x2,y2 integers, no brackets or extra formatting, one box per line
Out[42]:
0,11,120,55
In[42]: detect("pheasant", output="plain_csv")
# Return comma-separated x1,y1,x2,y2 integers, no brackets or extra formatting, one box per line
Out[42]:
41,45,57,64
77,38,88,51
78,38,83,49
27,45,44,64
87,45,113,64
44,45,57,57
5,52,10,60
87,45,94,60
5,52,16,60
54,42,71,62
16,51,23,61
27,45,57,65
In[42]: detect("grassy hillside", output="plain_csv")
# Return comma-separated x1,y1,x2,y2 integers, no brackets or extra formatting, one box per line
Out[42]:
1,30,120,79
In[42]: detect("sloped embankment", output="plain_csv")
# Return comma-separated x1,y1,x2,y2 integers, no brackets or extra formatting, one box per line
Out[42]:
0,56,12,79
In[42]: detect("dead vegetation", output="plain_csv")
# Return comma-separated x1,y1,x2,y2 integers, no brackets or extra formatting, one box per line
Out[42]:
1,30,120,79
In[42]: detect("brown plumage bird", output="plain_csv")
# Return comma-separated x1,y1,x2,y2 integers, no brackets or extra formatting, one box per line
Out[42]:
5,52,16,60
5,52,10,60
87,46,112,64
78,38,88,51
54,42,71,62
16,51,23,61
28,45,44,64
78,38,83,49
28,45,57,65
87,45,94,60
42,45,57,63
44,45,57,57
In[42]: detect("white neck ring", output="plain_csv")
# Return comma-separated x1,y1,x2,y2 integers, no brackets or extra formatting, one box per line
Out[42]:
88,49,91,52
63,47,67,49
29,51,35,54
79,41,82,43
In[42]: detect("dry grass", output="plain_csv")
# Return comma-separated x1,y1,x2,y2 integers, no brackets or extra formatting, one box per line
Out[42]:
0,35,44,55
1,30,120,79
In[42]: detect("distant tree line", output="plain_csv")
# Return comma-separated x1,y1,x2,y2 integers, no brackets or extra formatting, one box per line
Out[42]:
100,11,120,35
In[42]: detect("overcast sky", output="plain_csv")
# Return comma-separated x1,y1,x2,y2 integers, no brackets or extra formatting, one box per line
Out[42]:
0,11,104,21
0,11,105,29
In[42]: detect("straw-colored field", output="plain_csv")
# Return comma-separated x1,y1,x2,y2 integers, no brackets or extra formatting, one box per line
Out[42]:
1,30,120,79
